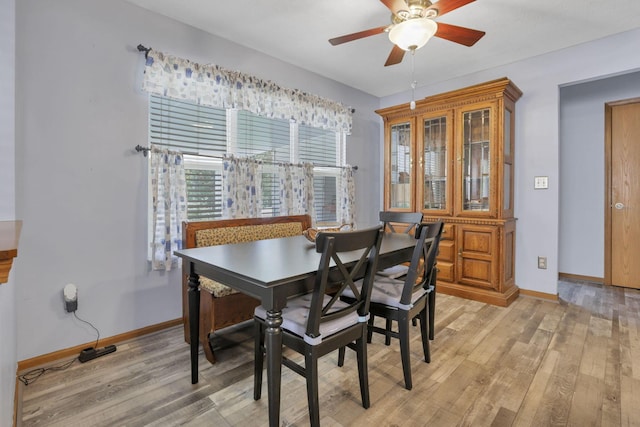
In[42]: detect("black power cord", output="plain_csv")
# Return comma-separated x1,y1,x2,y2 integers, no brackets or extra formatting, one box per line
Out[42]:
18,358,76,386
18,311,102,385
73,311,100,350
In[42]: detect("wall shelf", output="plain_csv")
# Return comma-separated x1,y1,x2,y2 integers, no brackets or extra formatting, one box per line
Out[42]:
0,220,22,284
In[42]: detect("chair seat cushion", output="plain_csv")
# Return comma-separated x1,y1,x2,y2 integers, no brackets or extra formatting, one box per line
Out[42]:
376,264,409,279
255,293,362,345
344,276,429,310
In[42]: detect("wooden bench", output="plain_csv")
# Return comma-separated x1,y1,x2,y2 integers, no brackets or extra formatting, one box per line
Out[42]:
182,214,313,364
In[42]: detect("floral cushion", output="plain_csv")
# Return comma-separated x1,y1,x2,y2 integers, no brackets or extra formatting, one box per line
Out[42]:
198,277,237,298
195,222,304,297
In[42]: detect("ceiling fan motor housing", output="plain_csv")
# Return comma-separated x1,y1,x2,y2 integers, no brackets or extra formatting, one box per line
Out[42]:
394,0,438,22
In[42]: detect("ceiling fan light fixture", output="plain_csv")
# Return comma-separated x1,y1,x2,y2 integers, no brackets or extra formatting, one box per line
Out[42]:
389,18,438,51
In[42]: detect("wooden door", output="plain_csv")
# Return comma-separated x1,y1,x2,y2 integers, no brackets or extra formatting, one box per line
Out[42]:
384,118,416,211
456,224,498,290
418,110,454,217
455,101,498,218
606,99,640,289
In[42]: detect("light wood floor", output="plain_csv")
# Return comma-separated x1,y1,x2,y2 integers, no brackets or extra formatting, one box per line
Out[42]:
18,279,640,426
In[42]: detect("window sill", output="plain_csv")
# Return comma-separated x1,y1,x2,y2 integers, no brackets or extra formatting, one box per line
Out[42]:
0,220,22,284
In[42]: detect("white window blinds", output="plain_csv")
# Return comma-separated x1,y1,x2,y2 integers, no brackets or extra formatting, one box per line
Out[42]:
149,94,347,224
149,96,226,155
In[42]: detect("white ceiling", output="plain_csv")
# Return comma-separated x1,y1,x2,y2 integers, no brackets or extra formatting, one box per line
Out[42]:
125,0,640,97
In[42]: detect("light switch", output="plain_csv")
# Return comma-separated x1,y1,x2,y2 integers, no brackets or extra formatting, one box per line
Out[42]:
534,176,549,189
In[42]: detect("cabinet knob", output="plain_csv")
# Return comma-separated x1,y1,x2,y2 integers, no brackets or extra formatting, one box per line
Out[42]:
614,202,625,210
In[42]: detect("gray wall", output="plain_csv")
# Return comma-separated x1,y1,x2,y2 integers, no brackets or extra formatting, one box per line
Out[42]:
0,0,16,424
14,0,381,362
379,29,640,296
559,71,640,278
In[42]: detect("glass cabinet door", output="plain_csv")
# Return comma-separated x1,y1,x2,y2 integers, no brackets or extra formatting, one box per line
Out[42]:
388,121,412,209
462,108,491,212
422,115,449,212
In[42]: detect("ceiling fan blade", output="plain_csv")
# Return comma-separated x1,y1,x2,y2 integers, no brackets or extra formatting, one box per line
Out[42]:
329,25,388,46
426,0,476,17
384,45,406,66
380,0,409,16
434,22,485,46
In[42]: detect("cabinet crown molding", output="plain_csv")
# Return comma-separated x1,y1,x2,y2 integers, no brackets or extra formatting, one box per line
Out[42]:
376,77,522,120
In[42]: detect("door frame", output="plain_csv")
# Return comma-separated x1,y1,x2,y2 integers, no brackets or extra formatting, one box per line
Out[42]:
604,97,640,286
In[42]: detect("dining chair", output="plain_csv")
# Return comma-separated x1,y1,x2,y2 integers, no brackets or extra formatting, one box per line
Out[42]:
253,226,384,427
377,211,424,280
374,211,425,344
339,221,444,390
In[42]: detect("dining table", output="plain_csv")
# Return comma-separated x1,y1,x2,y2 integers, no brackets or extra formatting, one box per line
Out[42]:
174,230,416,427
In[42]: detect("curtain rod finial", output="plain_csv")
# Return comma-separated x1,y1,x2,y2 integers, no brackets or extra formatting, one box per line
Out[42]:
135,145,150,157
137,44,151,58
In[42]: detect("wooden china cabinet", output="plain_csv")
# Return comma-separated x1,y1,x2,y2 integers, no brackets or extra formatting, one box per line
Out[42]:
376,78,522,306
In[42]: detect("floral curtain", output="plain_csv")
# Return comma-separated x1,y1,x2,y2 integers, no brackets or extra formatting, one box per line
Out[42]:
142,49,352,134
337,166,356,228
149,146,187,271
222,155,262,218
276,162,315,219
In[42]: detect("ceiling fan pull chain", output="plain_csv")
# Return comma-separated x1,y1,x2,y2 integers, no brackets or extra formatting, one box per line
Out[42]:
410,49,417,110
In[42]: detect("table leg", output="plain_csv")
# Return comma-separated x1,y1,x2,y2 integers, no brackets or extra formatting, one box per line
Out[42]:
265,309,283,427
188,272,201,384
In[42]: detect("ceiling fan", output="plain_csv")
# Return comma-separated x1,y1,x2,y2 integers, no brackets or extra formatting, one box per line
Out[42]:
329,0,486,66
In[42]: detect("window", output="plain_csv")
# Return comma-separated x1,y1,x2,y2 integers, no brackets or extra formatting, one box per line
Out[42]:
235,110,290,217
299,124,341,223
149,95,346,224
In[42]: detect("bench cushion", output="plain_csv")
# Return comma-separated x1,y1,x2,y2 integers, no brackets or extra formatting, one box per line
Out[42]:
195,222,304,297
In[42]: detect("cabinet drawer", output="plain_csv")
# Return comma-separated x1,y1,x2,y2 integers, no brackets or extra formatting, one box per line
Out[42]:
436,261,454,282
440,223,455,240
437,240,456,263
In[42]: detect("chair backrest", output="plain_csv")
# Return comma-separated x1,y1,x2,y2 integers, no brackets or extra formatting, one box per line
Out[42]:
399,221,444,306
379,211,424,235
305,226,384,341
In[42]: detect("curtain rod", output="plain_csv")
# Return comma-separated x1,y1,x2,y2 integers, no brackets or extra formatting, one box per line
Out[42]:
134,145,358,170
135,43,356,114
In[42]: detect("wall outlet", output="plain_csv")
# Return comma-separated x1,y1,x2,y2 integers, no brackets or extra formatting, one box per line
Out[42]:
537,256,547,269
63,284,78,312
534,176,549,189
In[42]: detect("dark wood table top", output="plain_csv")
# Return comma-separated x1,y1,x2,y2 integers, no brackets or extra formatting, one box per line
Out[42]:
176,232,415,309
